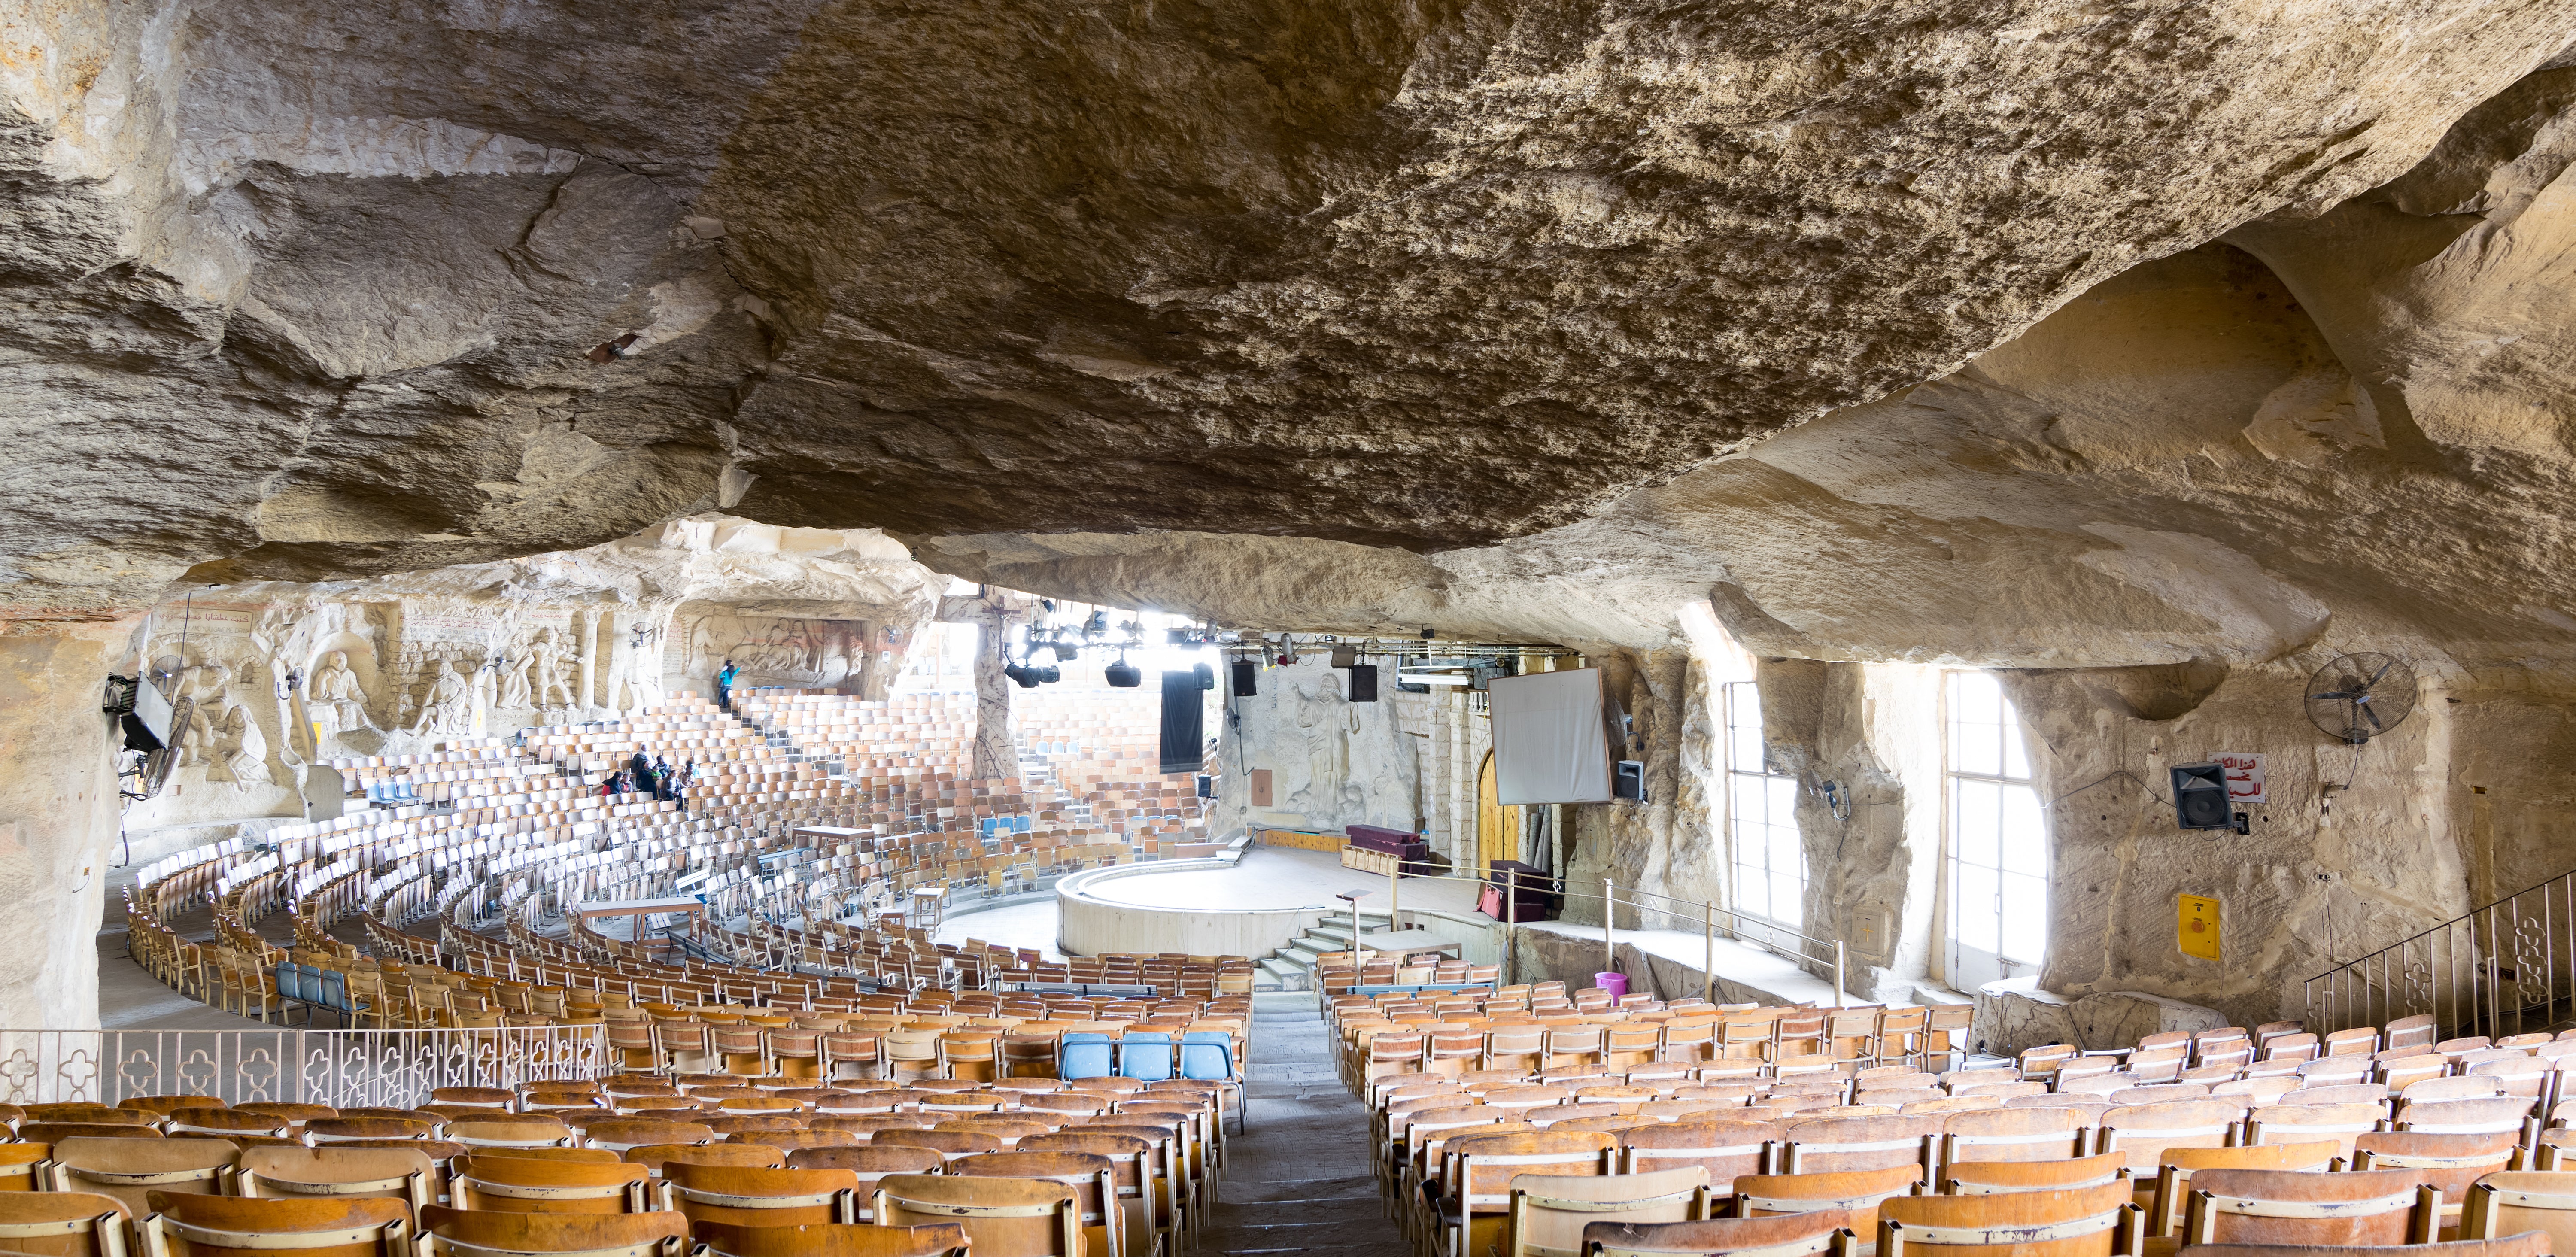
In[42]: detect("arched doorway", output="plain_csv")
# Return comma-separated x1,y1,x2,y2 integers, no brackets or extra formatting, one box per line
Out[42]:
1476,750,1521,872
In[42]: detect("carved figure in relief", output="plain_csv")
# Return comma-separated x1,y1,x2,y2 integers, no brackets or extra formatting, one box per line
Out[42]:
533,630,577,710
308,650,374,735
412,659,472,734
206,703,267,786
496,654,534,709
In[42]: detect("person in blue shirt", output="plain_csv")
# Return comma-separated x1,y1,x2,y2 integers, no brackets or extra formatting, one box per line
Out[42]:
717,659,738,711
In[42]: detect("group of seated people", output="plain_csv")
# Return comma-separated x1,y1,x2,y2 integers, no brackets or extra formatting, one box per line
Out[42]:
0,991,1251,1257
1346,996,2576,1257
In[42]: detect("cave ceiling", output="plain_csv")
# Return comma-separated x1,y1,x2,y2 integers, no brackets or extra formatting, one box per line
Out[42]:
7,0,2576,675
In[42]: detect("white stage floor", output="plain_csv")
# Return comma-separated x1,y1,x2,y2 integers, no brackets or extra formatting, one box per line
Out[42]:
1080,846,1483,913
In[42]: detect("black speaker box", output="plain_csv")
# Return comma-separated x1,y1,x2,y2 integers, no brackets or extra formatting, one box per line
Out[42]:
2172,762,2233,830
1230,659,1258,697
1347,664,1378,703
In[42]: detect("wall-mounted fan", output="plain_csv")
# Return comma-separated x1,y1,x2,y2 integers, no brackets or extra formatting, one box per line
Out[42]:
2305,653,2418,745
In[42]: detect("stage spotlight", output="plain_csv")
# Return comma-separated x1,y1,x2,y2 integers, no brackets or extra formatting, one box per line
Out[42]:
1105,658,1142,688
1053,643,1080,662
1004,662,1041,689
1036,665,1061,684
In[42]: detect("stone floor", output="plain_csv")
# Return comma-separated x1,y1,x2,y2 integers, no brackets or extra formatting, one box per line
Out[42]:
1204,992,1402,1257
1083,846,1481,914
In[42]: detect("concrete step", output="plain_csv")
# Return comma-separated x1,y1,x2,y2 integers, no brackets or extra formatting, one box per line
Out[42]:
1276,944,1324,969
1306,923,1355,944
1257,958,1307,991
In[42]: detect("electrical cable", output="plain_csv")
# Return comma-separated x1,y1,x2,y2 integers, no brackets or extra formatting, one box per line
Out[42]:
2051,769,2173,808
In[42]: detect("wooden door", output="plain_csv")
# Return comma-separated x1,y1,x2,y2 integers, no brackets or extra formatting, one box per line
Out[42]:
1476,750,1520,872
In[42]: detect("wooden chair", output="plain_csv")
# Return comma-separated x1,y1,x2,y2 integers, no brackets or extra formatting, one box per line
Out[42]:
229,1147,436,1217
2352,1131,2523,1227
0,1188,132,1257
1501,1167,1711,1257
1876,1180,2138,1257
1940,1153,2128,1195
2244,1104,2382,1166
1733,1165,1927,1235
869,1175,1082,1257
659,1163,860,1228
951,1151,1138,1257
1435,1131,1619,1257
624,1145,784,1177
162,1111,288,1141
2181,1167,2437,1246
0,1143,52,1193
1582,1212,1857,1257
1780,1115,1939,1183
450,1118,579,1150
582,1120,719,1154
136,1192,408,1257
48,1137,237,1216
2461,1170,2576,1250
2094,1101,2239,1177
418,1205,691,1257
306,1119,436,1145
453,1154,654,1214
689,1221,968,1257
2145,1141,2339,1237
1938,1108,2090,1167
24,1124,165,1145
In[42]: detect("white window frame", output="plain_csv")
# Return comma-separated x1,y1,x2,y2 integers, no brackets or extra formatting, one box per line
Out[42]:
1942,670,2050,987
1722,680,1805,949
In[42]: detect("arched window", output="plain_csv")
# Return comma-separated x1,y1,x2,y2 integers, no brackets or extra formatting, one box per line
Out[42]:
1724,681,1804,945
1944,671,2049,986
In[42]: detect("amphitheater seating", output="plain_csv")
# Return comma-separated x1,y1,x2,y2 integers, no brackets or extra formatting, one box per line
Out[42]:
1341,998,2576,1257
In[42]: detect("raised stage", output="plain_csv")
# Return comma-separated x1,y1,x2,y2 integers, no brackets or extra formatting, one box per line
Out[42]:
1054,845,1480,958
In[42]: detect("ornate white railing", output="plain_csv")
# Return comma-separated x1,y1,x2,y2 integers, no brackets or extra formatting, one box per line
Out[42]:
0,1026,605,1108
2306,868,2576,1038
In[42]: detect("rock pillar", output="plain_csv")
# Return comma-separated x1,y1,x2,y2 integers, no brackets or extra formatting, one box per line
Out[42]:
0,617,140,1029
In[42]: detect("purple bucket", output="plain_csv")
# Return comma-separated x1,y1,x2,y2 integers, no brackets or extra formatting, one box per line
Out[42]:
1593,972,1628,1001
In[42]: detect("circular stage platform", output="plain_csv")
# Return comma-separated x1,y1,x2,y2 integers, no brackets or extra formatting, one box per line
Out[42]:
1054,845,1481,957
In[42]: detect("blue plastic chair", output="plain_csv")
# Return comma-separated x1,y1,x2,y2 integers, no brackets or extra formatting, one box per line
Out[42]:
317,969,351,1027
1058,1033,1115,1080
1181,1031,1246,1130
1118,1031,1175,1081
1178,1032,1234,1081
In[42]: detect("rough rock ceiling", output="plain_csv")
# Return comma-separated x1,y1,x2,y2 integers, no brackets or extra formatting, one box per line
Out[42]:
8,0,2576,633
921,73,2576,677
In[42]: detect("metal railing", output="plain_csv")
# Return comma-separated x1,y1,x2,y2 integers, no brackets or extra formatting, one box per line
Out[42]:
2306,867,2576,1038
0,1026,606,1108
1358,863,1850,1006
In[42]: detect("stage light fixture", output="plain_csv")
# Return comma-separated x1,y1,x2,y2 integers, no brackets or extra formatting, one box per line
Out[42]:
1004,662,1041,688
1053,642,1080,662
1105,657,1142,687
1036,665,1061,684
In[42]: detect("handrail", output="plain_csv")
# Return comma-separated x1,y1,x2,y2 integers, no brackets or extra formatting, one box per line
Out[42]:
2304,864,2576,1038
1338,860,1849,1008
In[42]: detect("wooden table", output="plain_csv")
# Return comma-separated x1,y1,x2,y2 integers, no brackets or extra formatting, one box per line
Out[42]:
1356,928,1461,961
795,826,870,850
573,896,707,952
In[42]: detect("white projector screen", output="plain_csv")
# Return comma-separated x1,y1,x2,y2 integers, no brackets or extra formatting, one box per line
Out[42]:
1490,668,1613,805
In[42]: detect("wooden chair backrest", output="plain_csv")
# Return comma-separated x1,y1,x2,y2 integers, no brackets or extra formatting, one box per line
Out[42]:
2396,1097,2533,1136
1583,1211,1856,1257
1448,1131,1617,1210
662,1163,860,1229
1940,1153,2128,1195
2145,1140,2339,1234
419,1204,690,1257
1734,1164,1925,1233
1939,1107,2088,1164
2184,1166,2433,1247
689,1220,968,1257
141,1191,408,1257
50,1136,237,1215
454,1154,652,1214
2096,1101,2239,1172
0,1189,131,1257
583,1121,718,1153
231,1146,435,1214
2463,1170,2576,1251
1502,1167,1709,1257
1876,1180,2132,1257
869,1174,1081,1257
622,1145,783,1176
2352,1130,2522,1204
